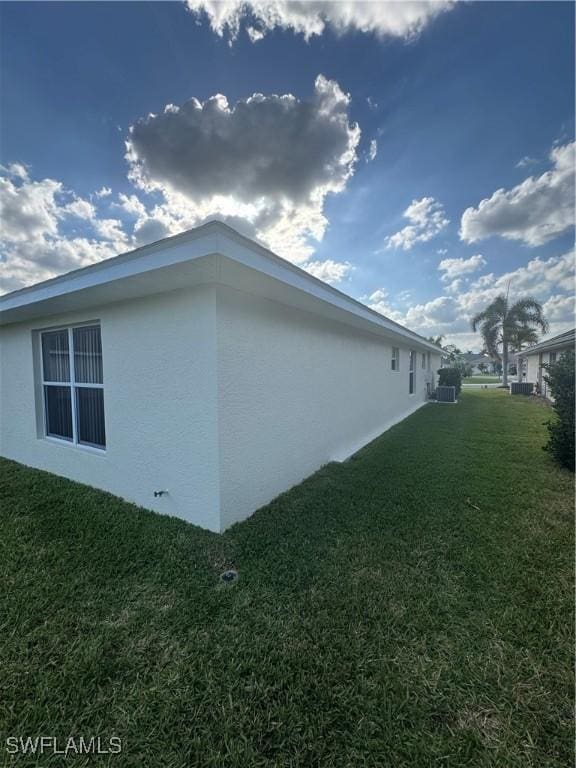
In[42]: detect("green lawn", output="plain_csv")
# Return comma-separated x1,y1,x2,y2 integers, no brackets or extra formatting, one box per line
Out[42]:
1,390,573,767
463,376,500,384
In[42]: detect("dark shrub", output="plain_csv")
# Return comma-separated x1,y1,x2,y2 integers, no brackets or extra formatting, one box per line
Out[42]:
543,350,575,471
437,367,462,396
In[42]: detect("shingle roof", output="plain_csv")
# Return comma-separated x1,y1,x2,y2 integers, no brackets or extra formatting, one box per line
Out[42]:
520,328,575,355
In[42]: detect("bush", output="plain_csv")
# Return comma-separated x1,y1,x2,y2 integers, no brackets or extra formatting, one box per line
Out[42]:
543,350,575,471
455,361,473,378
437,367,462,396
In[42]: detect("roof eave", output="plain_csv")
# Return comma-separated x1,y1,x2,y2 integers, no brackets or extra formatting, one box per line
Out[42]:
0,221,442,352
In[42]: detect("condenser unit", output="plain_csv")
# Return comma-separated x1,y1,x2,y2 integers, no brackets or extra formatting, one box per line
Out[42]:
510,382,534,395
436,385,457,403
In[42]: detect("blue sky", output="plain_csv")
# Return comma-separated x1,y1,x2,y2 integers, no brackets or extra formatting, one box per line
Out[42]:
1,1,574,349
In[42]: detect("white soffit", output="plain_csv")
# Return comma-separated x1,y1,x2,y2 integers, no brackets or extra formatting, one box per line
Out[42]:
0,221,440,351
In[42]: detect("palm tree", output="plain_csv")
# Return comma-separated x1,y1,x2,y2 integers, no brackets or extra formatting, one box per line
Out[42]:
510,325,539,352
471,295,548,387
442,343,461,364
427,335,445,347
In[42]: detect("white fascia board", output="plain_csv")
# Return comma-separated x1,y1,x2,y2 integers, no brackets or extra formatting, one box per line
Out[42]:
213,226,441,353
0,221,440,352
0,223,222,316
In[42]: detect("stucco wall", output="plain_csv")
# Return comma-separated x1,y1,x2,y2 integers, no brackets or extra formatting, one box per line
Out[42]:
0,286,221,531
525,353,541,391
216,285,440,529
525,347,570,400
1,281,441,532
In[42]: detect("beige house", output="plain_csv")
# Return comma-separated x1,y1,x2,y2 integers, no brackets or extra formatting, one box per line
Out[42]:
518,328,575,399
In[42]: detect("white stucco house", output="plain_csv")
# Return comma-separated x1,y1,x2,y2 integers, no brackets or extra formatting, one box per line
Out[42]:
0,221,441,532
517,328,575,400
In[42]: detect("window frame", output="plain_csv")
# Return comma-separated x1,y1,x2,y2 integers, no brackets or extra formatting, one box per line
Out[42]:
421,353,426,369
391,347,400,372
39,323,106,452
409,350,416,395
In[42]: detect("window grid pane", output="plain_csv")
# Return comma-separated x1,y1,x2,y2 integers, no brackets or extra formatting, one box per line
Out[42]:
73,326,103,384
42,330,70,382
409,351,416,394
44,385,73,440
76,387,106,448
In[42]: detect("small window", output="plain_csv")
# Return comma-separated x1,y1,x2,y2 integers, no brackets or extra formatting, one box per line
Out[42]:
409,350,416,394
391,347,400,371
427,352,431,371
40,324,106,449
549,351,557,364
421,353,426,369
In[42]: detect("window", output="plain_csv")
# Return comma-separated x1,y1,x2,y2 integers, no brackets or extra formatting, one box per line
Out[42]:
41,324,106,449
409,350,416,394
421,353,426,369
549,351,557,364
391,347,400,371
427,352,431,371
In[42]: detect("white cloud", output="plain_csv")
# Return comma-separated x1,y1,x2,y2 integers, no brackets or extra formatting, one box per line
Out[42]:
0,174,62,243
515,156,538,169
438,254,486,281
362,248,575,350
64,197,97,220
64,195,128,244
385,196,449,250
115,193,149,219
542,293,575,324
0,162,29,181
1,75,363,293
364,288,404,323
460,141,576,246
368,139,378,162
0,166,128,293
404,295,459,328
444,278,463,294
302,259,352,285
185,1,455,42
125,75,361,263
457,250,575,316
92,217,128,242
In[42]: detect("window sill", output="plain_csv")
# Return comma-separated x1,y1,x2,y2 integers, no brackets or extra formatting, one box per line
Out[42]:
42,436,107,456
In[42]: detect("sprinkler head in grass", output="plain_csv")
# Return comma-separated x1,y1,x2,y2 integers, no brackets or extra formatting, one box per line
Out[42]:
220,569,238,585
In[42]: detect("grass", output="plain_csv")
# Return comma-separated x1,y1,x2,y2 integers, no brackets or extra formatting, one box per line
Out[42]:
0,390,573,767
463,376,500,384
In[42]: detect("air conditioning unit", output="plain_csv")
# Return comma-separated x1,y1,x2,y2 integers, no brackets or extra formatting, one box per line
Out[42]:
510,382,534,395
436,385,457,403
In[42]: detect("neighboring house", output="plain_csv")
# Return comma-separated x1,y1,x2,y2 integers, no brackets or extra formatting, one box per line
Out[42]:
0,221,442,532
458,352,496,375
518,328,575,399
